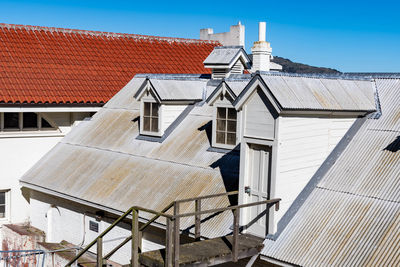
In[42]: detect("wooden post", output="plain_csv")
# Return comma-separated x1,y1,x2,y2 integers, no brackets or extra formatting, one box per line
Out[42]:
165,218,173,267
138,231,143,253
173,202,180,267
97,237,103,267
131,209,139,267
195,199,201,241
232,208,239,262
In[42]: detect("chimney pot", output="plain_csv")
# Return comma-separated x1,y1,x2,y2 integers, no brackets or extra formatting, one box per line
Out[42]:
259,22,266,42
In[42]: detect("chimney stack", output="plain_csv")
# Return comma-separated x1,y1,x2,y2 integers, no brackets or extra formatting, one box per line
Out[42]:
251,22,272,72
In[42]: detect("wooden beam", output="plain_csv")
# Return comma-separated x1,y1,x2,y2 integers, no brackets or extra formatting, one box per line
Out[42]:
165,218,173,267
131,209,139,267
173,202,180,267
195,199,201,241
232,208,239,262
97,237,103,267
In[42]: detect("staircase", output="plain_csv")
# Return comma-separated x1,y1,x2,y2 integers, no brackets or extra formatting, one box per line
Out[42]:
65,191,280,267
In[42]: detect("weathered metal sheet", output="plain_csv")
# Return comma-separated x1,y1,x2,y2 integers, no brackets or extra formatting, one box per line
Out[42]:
149,79,206,101
21,77,239,238
226,80,249,96
203,47,242,66
262,79,400,266
261,74,376,111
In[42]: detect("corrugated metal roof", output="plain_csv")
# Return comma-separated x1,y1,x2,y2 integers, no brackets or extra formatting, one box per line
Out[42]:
149,79,206,101
203,46,249,67
262,79,400,266
20,77,237,238
260,74,376,111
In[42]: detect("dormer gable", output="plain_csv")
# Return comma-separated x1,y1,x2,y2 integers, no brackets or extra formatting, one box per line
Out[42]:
207,81,237,106
204,46,251,79
134,76,206,137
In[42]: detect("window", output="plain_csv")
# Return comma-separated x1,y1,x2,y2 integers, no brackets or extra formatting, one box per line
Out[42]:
0,112,55,132
143,102,159,133
216,107,237,146
0,190,9,219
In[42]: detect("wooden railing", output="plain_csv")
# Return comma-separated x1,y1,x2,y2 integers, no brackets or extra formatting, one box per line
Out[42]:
65,191,280,267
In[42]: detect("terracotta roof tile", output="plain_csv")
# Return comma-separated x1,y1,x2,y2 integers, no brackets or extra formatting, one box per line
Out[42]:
0,23,219,104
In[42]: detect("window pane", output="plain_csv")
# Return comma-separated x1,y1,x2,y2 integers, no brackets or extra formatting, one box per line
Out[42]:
216,119,226,131
227,120,236,132
152,103,159,117
144,103,151,116
151,118,158,132
227,133,236,145
0,192,4,205
227,108,237,120
4,113,19,128
0,205,4,218
23,113,38,128
216,131,225,144
41,117,52,128
217,107,226,119
143,116,151,131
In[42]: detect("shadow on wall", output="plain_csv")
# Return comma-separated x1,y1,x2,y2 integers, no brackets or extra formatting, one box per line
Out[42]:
384,136,400,153
198,121,240,206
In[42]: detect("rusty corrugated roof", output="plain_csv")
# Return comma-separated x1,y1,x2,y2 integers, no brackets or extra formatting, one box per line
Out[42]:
262,78,400,266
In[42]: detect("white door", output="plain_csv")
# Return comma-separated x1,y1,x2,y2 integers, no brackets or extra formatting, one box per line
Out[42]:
244,144,271,237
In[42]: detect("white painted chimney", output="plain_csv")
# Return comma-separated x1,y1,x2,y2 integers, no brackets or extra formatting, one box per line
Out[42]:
251,22,272,72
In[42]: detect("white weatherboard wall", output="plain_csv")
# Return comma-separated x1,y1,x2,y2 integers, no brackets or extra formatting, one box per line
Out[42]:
30,192,164,265
244,90,275,140
161,105,187,132
0,112,92,225
274,116,355,220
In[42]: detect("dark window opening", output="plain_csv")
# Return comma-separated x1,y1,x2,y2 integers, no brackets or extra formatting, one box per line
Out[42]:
4,113,19,129
23,112,38,128
0,192,6,218
216,107,237,146
41,117,53,128
143,102,159,133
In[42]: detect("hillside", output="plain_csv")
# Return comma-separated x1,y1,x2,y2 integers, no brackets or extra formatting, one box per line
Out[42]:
272,56,341,74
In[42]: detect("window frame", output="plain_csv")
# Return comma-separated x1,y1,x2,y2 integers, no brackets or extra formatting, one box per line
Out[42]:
0,190,11,222
0,112,57,133
140,100,162,137
212,104,239,149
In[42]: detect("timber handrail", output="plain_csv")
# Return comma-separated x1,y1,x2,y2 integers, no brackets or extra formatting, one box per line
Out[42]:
65,191,279,267
65,205,173,267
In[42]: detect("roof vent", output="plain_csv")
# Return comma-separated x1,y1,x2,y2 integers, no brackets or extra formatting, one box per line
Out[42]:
203,46,251,79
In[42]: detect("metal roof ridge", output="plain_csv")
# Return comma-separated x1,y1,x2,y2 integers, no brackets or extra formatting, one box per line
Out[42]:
258,71,373,81
0,22,220,44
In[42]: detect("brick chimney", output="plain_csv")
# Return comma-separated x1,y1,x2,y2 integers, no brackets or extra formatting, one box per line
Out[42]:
251,22,272,72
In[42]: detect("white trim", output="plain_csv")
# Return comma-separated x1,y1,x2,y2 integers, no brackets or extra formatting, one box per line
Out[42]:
0,189,11,223
0,107,101,112
212,105,239,150
140,100,163,137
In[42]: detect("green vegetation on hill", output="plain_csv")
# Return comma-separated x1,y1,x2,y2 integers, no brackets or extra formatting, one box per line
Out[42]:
272,56,341,74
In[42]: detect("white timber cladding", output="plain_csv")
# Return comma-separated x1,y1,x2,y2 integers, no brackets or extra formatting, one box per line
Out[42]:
231,59,244,74
244,89,276,140
30,192,164,265
212,68,230,79
0,111,93,225
161,105,187,132
274,116,356,221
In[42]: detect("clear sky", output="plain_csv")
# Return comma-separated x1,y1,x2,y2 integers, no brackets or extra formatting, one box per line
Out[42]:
1,0,399,72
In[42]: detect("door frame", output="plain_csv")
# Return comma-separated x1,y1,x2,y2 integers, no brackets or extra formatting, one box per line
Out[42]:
239,136,279,236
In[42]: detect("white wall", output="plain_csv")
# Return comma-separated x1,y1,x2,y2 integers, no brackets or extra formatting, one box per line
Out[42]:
30,192,164,265
161,105,187,132
274,116,355,221
244,90,275,140
0,112,92,226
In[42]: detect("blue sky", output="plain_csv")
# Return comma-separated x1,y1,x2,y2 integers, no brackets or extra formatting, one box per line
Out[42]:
1,0,399,72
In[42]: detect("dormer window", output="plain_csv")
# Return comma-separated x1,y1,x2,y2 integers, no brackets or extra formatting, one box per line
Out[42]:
141,101,161,135
216,107,237,146
143,102,160,133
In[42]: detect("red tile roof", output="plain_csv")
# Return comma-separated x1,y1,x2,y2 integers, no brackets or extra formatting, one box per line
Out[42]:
0,23,220,104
